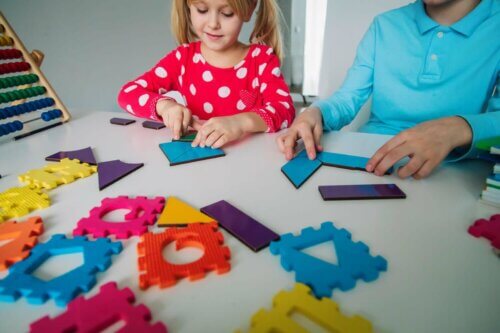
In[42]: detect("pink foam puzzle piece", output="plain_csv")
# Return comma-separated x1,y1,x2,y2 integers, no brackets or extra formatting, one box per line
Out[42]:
30,282,167,333
73,196,165,239
468,214,500,249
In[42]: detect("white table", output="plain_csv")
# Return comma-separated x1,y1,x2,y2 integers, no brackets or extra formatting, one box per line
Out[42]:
0,111,499,333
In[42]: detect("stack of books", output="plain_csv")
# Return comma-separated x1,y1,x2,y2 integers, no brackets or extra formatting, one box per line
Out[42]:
476,137,500,208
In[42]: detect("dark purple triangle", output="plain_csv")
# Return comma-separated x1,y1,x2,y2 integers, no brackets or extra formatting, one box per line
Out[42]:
97,160,144,191
45,147,97,165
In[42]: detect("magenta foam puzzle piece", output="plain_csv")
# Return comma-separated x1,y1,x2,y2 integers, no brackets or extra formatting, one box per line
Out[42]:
30,281,167,333
468,214,500,249
73,196,165,239
45,147,97,165
97,160,144,191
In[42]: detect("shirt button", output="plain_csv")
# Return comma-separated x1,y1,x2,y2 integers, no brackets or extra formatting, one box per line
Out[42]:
431,54,438,61
437,31,444,38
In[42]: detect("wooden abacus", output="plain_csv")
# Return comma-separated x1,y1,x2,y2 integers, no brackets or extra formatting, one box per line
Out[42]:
0,11,70,142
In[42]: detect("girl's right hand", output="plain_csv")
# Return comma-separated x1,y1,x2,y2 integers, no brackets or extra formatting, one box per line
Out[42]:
156,99,193,140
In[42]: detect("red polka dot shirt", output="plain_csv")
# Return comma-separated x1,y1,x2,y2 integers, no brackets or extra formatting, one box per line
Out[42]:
117,41,295,132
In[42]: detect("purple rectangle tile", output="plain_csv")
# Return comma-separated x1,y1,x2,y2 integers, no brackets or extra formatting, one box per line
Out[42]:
201,200,279,252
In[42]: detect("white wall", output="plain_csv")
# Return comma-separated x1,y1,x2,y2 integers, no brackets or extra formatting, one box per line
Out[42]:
320,0,410,131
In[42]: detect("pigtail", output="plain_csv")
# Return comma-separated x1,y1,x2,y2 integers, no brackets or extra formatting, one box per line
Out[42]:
171,0,197,44
250,0,284,62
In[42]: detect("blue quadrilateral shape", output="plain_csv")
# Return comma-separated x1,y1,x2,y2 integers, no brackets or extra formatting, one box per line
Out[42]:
0,234,122,307
269,222,387,298
281,150,322,189
159,141,225,166
317,152,393,174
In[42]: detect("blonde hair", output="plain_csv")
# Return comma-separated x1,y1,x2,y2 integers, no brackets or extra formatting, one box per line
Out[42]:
171,0,284,61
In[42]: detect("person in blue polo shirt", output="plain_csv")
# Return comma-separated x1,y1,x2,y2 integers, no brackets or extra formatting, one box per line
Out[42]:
277,0,499,179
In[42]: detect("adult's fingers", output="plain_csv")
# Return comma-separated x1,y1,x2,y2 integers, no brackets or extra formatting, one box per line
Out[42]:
312,124,323,152
298,127,317,160
372,143,413,176
413,159,439,179
397,154,425,178
367,134,406,172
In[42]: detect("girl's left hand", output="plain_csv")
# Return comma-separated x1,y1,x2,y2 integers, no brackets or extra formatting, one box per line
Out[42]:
191,115,246,149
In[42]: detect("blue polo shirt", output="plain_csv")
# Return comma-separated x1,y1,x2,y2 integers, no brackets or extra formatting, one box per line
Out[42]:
313,0,499,159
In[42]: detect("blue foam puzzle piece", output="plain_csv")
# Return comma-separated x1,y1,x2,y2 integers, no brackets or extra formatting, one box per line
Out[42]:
281,150,322,188
159,141,225,166
317,151,393,174
269,222,387,298
0,234,122,307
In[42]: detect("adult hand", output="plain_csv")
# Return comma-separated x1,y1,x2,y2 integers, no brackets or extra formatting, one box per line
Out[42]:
276,107,323,160
156,99,193,140
366,116,472,179
191,115,248,149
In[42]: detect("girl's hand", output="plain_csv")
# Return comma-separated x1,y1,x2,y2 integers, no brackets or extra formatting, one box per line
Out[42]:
366,116,472,179
191,115,247,149
156,99,193,140
276,107,324,160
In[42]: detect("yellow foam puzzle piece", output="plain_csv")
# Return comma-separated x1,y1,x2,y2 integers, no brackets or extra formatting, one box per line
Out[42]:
18,168,75,190
0,186,50,223
157,196,215,226
44,158,97,179
242,283,372,333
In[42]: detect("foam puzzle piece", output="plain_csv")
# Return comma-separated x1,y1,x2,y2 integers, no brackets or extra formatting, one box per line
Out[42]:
468,214,500,249
143,120,166,130
73,196,165,239
0,186,50,223
30,282,167,333
0,216,44,271
240,283,372,333
317,152,393,174
44,158,98,179
157,196,214,227
269,222,387,298
159,141,225,166
45,147,97,165
281,150,322,189
18,167,75,190
0,234,122,306
201,200,279,252
138,222,230,289
97,160,144,191
110,117,136,125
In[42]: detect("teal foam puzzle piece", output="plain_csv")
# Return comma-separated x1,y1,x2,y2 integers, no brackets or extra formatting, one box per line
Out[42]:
159,141,225,166
317,152,393,174
281,150,322,189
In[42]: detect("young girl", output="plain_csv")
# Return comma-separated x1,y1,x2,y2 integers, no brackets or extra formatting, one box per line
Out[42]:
118,0,295,149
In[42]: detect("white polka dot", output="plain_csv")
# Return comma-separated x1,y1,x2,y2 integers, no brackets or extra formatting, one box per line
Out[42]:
276,89,289,97
202,70,213,82
176,50,181,60
178,76,183,86
154,67,167,78
193,53,202,63
266,48,273,55
124,84,137,93
135,79,148,88
280,120,288,129
236,67,247,79
252,78,259,89
260,83,267,93
138,94,149,106
126,104,135,114
266,105,276,113
272,67,281,77
234,60,245,69
204,102,213,113
279,101,290,109
252,48,261,58
258,63,267,76
218,86,231,98
190,84,197,95
181,65,185,75
236,100,245,110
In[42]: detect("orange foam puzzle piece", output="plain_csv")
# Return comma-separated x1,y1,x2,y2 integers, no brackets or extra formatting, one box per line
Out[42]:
0,216,44,270
157,197,215,226
137,222,230,289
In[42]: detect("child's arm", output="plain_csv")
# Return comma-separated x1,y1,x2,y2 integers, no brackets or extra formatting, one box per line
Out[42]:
192,47,295,148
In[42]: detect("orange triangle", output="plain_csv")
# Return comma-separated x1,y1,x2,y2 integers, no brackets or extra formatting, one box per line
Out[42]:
157,197,215,226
